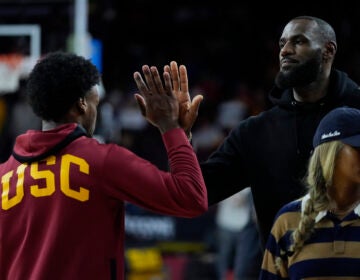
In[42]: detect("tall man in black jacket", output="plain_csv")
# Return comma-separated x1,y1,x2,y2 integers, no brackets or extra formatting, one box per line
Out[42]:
134,15,360,249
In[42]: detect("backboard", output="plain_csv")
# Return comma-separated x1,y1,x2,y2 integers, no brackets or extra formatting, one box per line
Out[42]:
0,24,41,94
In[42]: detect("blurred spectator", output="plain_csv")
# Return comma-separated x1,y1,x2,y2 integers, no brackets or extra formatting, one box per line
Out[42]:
0,81,41,162
0,95,10,162
96,88,124,144
215,188,262,280
216,98,248,131
192,120,224,162
7,84,41,140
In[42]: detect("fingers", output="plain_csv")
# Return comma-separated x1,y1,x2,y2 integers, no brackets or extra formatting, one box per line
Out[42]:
133,65,166,98
134,61,187,99
179,65,189,93
163,72,173,96
150,66,166,95
164,61,188,97
169,61,180,91
133,70,149,94
134,94,146,116
191,95,204,114
142,65,156,95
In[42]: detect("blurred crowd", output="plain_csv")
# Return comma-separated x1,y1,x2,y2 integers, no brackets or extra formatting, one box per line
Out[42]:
2,1,360,162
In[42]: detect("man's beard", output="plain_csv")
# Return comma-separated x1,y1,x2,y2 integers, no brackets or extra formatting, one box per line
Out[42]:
275,51,322,89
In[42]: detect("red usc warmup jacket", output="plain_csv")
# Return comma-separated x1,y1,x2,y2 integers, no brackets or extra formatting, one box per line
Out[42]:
0,123,207,280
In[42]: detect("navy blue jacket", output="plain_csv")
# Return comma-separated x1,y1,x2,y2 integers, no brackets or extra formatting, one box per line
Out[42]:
201,69,360,246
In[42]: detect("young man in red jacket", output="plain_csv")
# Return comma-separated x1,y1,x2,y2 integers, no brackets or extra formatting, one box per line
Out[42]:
0,51,207,280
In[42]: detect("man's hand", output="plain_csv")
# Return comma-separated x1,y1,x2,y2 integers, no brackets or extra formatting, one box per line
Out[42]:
133,64,179,134
164,61,203,136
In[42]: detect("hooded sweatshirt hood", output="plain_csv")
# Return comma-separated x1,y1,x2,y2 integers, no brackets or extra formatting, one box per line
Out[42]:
12,123,87,163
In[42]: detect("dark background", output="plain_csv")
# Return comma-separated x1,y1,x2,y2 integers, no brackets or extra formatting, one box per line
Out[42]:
1,0,360,94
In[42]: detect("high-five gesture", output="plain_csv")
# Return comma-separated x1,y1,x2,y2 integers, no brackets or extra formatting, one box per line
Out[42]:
164,61,203,136
133,64,179,134
133,61,203,137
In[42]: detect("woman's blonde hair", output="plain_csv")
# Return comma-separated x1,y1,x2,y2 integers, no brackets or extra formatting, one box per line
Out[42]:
276,140,344,268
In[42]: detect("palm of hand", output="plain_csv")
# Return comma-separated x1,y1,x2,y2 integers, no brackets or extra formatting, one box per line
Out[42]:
168,62,202,134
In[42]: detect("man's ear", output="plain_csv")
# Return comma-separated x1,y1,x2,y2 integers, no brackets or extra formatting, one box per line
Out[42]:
323,41,337,62
76,97,87,114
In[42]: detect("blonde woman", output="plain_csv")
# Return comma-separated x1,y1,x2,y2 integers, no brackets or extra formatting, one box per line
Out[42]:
260,107,360,279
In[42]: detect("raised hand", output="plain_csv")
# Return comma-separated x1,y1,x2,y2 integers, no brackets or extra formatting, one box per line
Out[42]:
133,64,179,134
164,61,203,136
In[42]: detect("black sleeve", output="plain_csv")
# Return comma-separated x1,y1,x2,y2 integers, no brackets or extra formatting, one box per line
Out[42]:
200,123,252,205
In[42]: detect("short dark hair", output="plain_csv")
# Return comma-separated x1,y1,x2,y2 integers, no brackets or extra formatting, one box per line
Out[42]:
26,51,100,121
293,16,337,45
